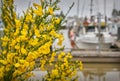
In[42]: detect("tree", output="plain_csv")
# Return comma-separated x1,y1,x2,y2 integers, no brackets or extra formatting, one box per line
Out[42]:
0,0,82,81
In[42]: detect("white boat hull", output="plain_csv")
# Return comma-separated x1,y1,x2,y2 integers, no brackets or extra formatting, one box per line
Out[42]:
75,41,111,49
75,32,117,50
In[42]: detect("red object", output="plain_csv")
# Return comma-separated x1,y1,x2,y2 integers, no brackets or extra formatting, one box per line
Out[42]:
69,29,75,48
83,21,89,27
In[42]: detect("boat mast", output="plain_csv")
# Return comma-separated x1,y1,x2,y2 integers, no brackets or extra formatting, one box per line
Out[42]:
81,0,86,17
97,12,102,54
113,0,116,10
104,0,107,23
104,0,106,16
77,0,80,17
90,0,93,16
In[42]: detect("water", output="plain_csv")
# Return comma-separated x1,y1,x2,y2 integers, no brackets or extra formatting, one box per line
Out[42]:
30,29,120,81
31,63,120,81
52,29,120,81
78,63,120,81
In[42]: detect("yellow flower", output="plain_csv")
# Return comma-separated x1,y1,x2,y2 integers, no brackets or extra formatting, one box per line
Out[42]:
23,24,29,30
16,37,21,42
48,24,54,30
4,28,9,32
55,18,61,24
35,29,40,37
21,47,27,54
0,0,83,80
57,34,64,46
24,72,34,79
7,53,15,64
10,39,17,46
0,66,5,78
15,43,20,49
2,41,7,46
34,10,43,16
66,69,71,74
13,70,22,78
52,17,61,24
20,35,27,41
26,14,33,22
21,29,27,36
51,69,58,76
1,36,9,41
49,29,57,37
19,60,26,64
26,52,37,62
5,65,11,71
79,61,83,70
14,63,21,68
3,50,7,54
29,38,39,46
15,19,21,28
67,53,73,59
14,29,19,36
80,66,83,70
58,54,62,60
46,78,52,81
48,7,54,15
29,61,35,70
0,60,8,65
24,61,29,67
33,3,40,7
38,42,51,54
50,57,54,62
40,59,46,65
52,52,56,57
60,52,65,56
33,3,43,16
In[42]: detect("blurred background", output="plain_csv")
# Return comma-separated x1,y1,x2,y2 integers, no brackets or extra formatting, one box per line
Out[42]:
0,0,120,81
14,0,120,17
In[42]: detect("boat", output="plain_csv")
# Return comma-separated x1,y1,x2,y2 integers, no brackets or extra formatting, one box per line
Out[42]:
73,0,118,50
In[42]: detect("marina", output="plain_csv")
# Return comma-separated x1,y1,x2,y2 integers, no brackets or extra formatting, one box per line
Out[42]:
30,63,120,81
0,0,120,81
56,0,120,63
71,50,120,63
53,28,120,63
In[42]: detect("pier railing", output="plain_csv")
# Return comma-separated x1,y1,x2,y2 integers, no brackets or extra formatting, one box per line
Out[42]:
62,48,120,63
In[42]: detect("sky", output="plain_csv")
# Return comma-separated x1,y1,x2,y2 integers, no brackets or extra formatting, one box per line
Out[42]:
14,0,120,17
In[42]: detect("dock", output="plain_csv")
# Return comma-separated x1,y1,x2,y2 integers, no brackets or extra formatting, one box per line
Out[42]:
115,40,120,48
70,50,120,63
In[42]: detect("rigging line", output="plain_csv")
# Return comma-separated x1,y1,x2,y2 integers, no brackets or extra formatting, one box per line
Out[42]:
115,0,117,10
104,0,106,16
94,0,98,15
90,0,93,15
79,0,82,16
113,0,116,9
96,0,99,13
77,0,80,17
78,0,82,17
118,1,120,10
80,0,86,17
117,0,120,10
104,0,107,23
